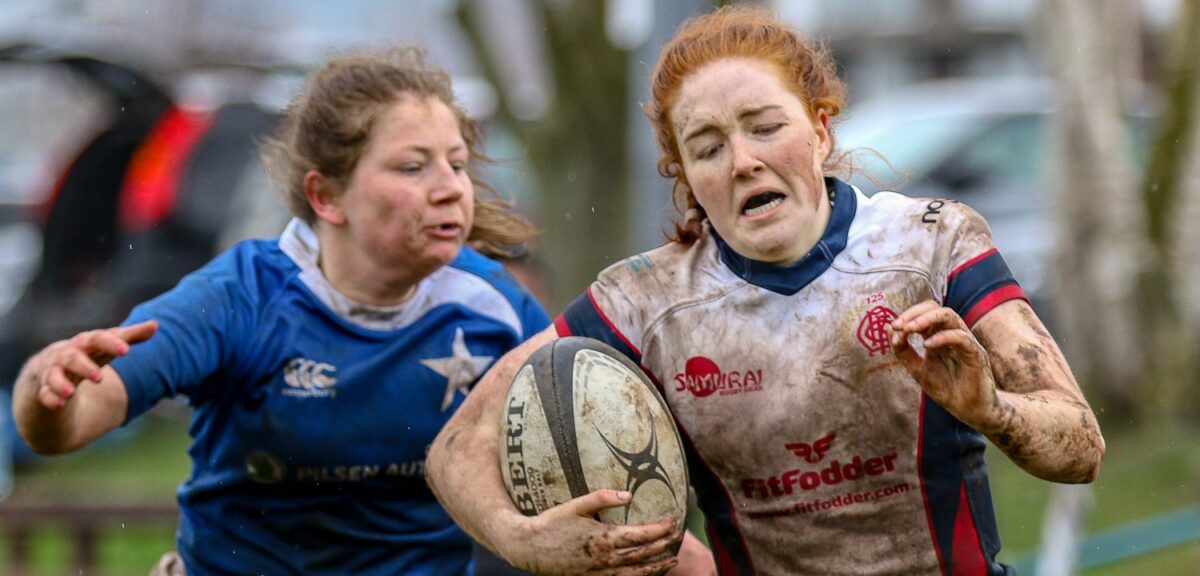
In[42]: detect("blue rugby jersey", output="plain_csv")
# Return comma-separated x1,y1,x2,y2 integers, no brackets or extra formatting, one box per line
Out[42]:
113,219,549,575
556,178,1024,576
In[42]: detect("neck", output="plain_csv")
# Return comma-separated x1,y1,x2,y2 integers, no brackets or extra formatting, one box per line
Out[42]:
780,182,836,265
315,229,423,307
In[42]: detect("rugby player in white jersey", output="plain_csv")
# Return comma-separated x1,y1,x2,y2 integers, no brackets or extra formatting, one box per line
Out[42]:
428,7,1104,575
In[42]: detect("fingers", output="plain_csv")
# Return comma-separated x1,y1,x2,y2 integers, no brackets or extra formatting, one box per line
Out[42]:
116,320,158,346
890,301,970,351
562,489,634,518
37,366,75,409
609,522,681,556
33,322,157,411
71,328,136,362
561,490,679,546
890,302,997,426
891,300,964,335
540,491,682,574
87,322,153,366
610,555,679,576
514,518,680,576
596,524,682,574
77,321,157,364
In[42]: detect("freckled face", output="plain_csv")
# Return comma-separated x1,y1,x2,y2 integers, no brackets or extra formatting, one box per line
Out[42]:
672,58,832,264
339,97,474,279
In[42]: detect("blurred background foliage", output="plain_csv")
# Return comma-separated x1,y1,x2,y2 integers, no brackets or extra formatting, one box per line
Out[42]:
0,0,1196,574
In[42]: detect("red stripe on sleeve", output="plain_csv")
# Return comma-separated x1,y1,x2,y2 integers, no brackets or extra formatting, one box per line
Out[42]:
962,284,1027,327
553,315,573,337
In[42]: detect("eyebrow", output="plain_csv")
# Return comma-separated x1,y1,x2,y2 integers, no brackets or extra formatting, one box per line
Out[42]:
396,142,468,156
680,104,784,144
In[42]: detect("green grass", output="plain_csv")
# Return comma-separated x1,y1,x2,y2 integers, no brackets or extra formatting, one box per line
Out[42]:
4,414,1197,575
988,422,1200,574
8,414,191,503
1084,545,1197,576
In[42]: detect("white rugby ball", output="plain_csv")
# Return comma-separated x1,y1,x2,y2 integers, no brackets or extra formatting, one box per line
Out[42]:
500,337,688,527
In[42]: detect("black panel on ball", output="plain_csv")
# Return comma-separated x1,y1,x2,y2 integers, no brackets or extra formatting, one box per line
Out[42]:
531,338,589,499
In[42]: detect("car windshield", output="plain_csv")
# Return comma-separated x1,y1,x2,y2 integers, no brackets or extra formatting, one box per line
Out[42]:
839,113,997,193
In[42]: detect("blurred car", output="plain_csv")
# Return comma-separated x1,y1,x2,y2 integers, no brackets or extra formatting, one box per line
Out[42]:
0,45,290,467
836,77,1157,314
0,44,288,365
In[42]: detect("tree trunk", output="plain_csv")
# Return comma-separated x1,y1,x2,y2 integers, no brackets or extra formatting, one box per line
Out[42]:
1037,0,1150,421
460,0,629,312
1142,0,1200,423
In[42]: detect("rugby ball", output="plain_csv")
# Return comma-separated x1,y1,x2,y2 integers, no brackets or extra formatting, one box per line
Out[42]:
500,337,688,527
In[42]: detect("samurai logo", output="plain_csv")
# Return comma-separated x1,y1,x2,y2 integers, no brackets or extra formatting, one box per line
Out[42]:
595,424,677,523
856,305,898,356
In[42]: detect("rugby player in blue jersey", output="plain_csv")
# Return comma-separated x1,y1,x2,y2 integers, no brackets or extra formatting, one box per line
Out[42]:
428,7,1105,575
12,47,550,575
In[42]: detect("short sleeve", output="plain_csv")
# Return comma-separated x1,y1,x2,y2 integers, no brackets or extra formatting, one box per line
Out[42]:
555,271,646,364
111,260,252,423
936,202,1028,327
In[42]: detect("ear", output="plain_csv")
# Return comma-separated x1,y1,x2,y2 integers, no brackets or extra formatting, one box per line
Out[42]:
304,170,346,225
813,108,832,161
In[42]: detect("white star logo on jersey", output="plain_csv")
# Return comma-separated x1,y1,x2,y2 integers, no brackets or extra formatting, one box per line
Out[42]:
421,327,493,412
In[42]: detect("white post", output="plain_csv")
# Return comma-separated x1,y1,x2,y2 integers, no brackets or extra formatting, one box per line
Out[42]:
1034,483,1094,576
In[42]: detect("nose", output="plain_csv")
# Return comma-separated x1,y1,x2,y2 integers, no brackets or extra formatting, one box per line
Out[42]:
430,158,468,204
730,136,764,179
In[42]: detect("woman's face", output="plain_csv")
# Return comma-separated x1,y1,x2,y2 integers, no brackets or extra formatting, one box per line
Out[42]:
338,96,474,278
671,57,832,264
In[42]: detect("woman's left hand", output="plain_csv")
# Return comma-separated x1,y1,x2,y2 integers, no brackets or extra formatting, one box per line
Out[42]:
889,300,1001,431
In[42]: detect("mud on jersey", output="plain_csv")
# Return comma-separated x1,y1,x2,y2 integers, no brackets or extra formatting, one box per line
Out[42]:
556,179,1024,576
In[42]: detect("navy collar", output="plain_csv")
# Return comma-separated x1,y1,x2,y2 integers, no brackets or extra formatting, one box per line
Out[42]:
713,177,856,296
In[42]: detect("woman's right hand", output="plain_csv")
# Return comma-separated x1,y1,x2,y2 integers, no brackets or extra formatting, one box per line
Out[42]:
25,320,157,410
502,489,683,576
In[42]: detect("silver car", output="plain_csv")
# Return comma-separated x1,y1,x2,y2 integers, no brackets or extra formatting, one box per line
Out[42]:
836,77,1156,315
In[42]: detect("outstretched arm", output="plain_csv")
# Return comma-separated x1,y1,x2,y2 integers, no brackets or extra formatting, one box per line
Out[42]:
13,320,158,455
890,300,1104,483
427,326,683,575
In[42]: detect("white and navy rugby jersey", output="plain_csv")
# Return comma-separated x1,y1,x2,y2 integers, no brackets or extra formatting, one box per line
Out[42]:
556,178,1024,576
113,219,549,576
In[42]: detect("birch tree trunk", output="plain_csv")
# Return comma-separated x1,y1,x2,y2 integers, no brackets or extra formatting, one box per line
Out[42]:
459,0,630,312
1142,0,1200,423
1038,0,1150,419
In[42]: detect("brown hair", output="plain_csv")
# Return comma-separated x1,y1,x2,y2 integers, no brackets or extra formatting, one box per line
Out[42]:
645,7,848,243
261,46,535,258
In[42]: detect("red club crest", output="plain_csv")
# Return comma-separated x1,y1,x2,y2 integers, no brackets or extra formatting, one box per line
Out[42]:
856,305,898,356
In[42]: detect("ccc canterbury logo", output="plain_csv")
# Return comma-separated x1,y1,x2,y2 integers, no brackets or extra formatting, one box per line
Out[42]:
282,358,338,398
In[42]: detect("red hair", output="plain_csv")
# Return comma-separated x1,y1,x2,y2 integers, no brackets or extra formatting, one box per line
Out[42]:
645,6,847,243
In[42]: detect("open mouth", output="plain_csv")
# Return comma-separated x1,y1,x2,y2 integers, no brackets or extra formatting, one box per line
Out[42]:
427,223,462,238
742,192,785,216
